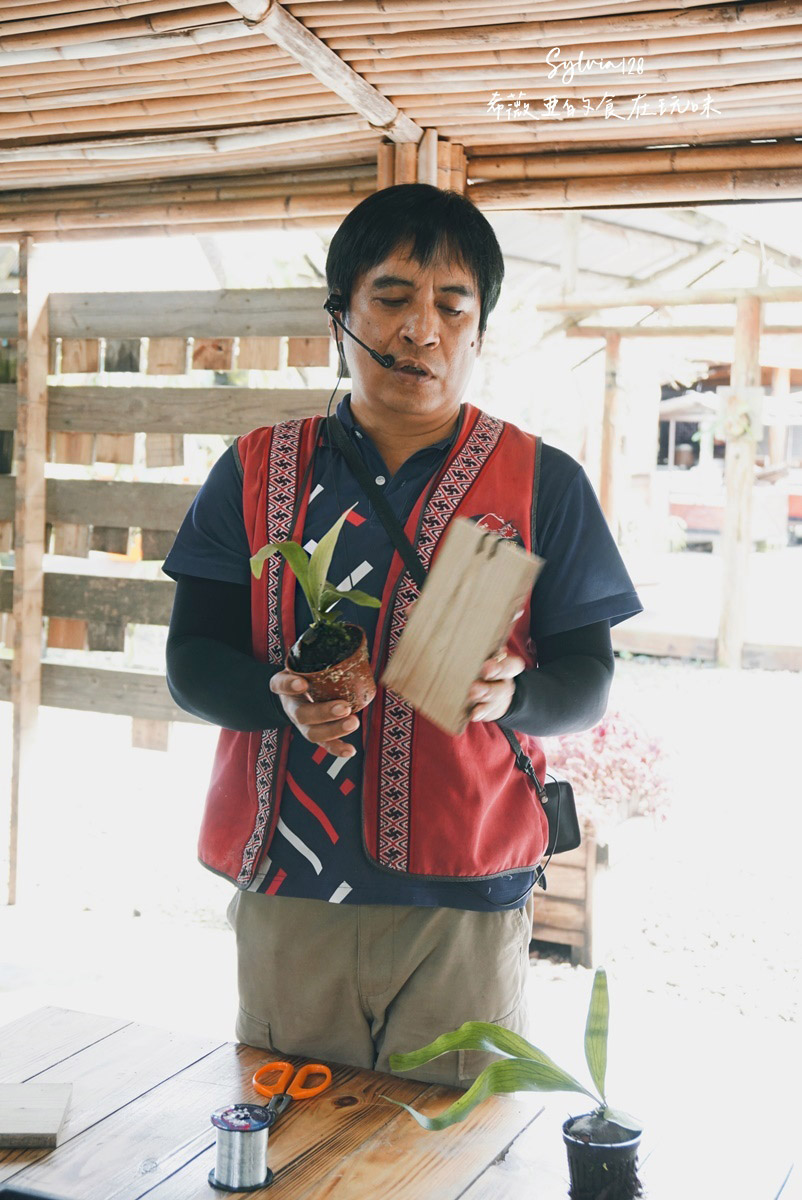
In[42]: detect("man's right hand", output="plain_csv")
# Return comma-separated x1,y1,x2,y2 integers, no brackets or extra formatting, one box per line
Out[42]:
270,670,359,758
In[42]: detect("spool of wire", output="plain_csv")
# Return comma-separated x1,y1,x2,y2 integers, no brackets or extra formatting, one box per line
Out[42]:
208,1103,276,1191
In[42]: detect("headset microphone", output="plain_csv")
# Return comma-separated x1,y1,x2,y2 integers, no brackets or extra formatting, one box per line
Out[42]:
323,295,395,369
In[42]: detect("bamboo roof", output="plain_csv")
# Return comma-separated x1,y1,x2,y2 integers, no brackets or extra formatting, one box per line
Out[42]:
1,1,802,235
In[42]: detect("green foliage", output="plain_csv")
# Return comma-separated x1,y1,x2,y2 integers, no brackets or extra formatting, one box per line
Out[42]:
384,968,642,1136
250,505,381,626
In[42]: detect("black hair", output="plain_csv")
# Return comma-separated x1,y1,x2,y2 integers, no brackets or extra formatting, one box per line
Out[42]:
325,182,504,337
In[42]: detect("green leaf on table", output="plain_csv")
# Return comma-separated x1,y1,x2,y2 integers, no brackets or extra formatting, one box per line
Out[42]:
584,968,609,1104
382,1056,596,1132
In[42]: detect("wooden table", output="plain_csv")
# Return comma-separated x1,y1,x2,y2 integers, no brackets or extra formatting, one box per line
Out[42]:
0,1007,565,1200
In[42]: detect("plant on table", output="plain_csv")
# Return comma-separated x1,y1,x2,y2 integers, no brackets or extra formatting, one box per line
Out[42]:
250,506,381,710
386,968,644,1200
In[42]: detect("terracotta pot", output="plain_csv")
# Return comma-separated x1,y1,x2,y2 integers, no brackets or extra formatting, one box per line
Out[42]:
286,625,376,712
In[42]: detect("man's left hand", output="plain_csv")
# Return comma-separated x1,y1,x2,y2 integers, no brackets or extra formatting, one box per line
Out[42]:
466,648,525,723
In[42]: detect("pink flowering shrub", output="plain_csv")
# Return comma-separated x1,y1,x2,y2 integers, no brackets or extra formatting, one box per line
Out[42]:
542,710,670,839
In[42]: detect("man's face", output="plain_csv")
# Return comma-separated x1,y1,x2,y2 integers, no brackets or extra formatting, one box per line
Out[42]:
328,241,483,422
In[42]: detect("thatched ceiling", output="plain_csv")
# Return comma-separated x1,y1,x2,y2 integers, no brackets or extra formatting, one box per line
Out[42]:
1,1,802,233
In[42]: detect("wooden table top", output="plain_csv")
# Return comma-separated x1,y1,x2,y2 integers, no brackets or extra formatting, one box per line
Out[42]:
0,1007,560,1200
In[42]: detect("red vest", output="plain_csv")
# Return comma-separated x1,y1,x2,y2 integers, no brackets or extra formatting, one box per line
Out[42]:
198,404,549,888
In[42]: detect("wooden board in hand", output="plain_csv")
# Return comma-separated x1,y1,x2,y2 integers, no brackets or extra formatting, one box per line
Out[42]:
381,517,544,735
0,1083,72,1148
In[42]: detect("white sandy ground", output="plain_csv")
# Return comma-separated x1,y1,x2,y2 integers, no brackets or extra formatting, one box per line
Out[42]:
1,655,800,1197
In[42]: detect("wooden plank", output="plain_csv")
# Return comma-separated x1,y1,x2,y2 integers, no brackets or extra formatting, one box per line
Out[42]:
103,338,141,373
192,337,234,370
52,522,90,557
90,526,130,553
611,626,717,660
237,335,281,370
9,288,330,340
145,432,184,468
718,295,762,668
599,331,622,541
94,432,136,464
1,570,175,626
0,1008,131,1084
531,896,586,933
0,1084,72,1149
9,235,48,907
131,717,170,751
59,338,99,375
146,336,187,375
539,863,586,901
29,662,201,722
1,383,343,434
87,620,126,652
0,1020,223,1188
0,610,13,647
141,529,176,561
530,923,585,949
50,430,94,466
383,519,543,736
46,617,87,651
287,336,330,368
0,478,198,531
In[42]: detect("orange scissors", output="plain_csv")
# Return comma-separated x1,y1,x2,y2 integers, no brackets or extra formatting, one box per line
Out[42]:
252,1060,332,1111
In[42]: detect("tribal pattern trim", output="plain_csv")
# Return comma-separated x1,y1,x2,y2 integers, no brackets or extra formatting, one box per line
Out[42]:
377,411,504,870
238,420,304,886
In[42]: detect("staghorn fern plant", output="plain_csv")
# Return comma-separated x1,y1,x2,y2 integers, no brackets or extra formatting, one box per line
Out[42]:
250,504,381,672
385,968,642,1138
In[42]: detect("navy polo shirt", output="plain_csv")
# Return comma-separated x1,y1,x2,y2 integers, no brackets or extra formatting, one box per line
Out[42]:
164,396,642,910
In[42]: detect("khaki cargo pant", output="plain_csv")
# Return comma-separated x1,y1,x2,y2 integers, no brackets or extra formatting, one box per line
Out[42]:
227,889,535,1088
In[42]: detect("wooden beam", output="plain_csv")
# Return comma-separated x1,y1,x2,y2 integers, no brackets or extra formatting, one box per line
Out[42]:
599,332,622,542
0,659,203,724
8,235,48,906
535,285,802,311
566,325,801,338
717,295,762,669
0,569,175,627
229,0,422,143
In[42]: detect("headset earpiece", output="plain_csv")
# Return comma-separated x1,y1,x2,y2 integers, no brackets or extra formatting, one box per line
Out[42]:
324,294,344,315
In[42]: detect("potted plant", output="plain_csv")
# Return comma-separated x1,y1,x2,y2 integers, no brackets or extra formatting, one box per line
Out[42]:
386,968,644,1200
250,506,381,711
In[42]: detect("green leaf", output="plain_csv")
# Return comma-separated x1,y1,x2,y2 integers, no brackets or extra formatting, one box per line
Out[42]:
381,1057,596,1132
584,968,609,1105
250,540,316,620
321,584,382,611
389,1022,593,1097
307,507,354,616
602,1107,643,1135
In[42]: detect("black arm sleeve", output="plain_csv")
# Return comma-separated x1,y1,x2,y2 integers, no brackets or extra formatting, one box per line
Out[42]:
165,573,291,732
496,619,614,738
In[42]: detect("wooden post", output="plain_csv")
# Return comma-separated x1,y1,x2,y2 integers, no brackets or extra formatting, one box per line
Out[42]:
599,332,622,541
561,211,581,297
717,295,762,669
8,237,49,906
769,366,790,464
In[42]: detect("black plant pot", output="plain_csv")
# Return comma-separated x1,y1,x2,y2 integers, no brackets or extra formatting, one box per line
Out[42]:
562,1115,643,1200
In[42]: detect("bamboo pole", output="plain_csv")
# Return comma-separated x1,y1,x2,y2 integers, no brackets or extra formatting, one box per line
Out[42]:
1,0,224,32
718,295,762,669
417,127,438,186
0,5,238,51
227,0,423,143
468,141,802,180
599,332,622,540
0,18,255,68
377,141,394,189
566,325,800,337
768,366,791,464
8,236,48,906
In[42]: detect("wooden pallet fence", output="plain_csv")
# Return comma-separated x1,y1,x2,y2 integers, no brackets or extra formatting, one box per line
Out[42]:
287,336,330,367
103,339,141,373
191,337,234,370
59,338,99,375
236,336,281,370
531,830,597,968
145,433,184,468
146,337,187,375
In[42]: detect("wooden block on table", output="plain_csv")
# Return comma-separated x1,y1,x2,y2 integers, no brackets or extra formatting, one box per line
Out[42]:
60,338,99,375
192,337,233,370
237,335,281,370
146,337,187,375
132,717,170,751
0,1082,72,1148
382,518,543,735
287,336,330,368
94,432,136,464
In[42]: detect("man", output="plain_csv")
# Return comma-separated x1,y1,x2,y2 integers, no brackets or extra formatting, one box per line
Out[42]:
164,183,642,1086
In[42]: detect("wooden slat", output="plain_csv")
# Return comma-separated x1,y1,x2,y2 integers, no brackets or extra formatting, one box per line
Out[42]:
46,616,87,651
94,432,135,464
87,620,126,652
0,570,175,626
0,288,330,340
50,430,94,465
89,526,130,553
141,529,176,560
287,336,330,367
0,477,198,531
0,659,202,723
0,1008,131,1085
237,334,281,370
9,235,48,906
145,432,184,468
51,522,90,556
531,896,586,933
0,383,342,433
59,338,99,374
131,717,170,751
530,923,585,949
539,862,586,900
0,1083,72,1150
146,336,187,375
191,336,234,369
103,338,141,373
